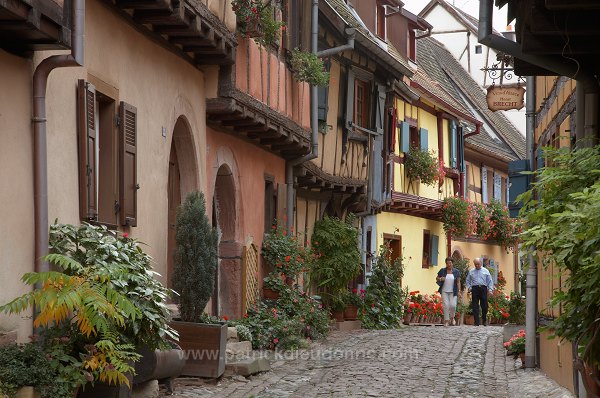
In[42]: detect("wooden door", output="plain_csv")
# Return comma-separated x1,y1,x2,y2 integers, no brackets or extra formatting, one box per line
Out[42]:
167,143,181,290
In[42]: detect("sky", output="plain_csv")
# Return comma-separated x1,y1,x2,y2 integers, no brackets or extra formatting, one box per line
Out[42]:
402,0,511,33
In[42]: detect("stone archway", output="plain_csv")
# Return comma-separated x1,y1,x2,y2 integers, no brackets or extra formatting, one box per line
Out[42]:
212,164,243,319
167,116,199,290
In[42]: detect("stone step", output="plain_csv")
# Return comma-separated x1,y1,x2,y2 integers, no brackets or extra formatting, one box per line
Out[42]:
331,320,362,331
226,340,252,356
224,357,270,377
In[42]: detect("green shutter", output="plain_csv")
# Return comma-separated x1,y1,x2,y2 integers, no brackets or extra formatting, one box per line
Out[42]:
400,121,410,153
430,234,439,266
345,67,355,129
420,128,428,151
318,86,328,123
449,120,457,168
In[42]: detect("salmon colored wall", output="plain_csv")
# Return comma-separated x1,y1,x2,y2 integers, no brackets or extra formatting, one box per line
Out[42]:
376,212,448,295
236,38,310,130
206,127,285,255
0,50,35,341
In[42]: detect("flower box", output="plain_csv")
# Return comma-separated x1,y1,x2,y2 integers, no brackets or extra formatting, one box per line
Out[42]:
169,321,227,378
262,287,279,300
344,304,358,320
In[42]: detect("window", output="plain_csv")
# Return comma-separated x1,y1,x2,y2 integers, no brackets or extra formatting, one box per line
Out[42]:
77,79,138,227
410,126,419,149
354,79,370,128
422,230,439,268
384,234,402,284
376,3,386,39
408,29,416,62
475,45,482,54
264,176,277,232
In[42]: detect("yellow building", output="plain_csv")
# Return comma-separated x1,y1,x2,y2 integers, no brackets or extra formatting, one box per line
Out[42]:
372,33,524,296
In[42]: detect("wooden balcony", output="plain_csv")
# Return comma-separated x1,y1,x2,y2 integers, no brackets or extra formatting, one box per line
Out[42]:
296,161,367,194
109,0,235,66
207,38,313,158
0,0,70,55
385,191,442,220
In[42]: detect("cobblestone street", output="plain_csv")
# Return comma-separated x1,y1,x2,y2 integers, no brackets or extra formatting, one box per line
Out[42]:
161,326,573,398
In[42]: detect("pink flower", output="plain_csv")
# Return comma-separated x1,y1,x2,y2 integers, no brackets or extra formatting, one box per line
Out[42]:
273,338,279,344
123,233,129,238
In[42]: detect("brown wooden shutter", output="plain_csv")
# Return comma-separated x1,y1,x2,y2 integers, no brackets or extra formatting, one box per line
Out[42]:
119,101,138,227
77,79,98,221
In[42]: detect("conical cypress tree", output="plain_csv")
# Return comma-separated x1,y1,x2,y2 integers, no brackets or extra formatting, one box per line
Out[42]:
172,191,218,323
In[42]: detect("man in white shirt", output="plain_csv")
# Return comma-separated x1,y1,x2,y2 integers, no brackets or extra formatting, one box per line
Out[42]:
465,258,494,326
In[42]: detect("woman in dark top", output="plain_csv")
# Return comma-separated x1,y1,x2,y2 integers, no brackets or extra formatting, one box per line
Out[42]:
436,257,461,326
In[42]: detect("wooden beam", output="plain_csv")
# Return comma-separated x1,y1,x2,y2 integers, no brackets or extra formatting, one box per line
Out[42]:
545,0,600,10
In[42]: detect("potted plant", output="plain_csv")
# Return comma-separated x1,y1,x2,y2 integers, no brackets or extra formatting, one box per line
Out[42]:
170,191,226,378
503,292,525,342
405,146,444,187
343,289,363,320
262,272,285,299
330,295,346,323
360,245,406,329
290,49,330,87
0,341,87,398
309,215,361,313
232,0,284,47
0,222,178,397
441,198,477,238
503,330,526,366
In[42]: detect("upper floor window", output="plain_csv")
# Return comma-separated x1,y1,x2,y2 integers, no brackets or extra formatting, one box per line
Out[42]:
475,45,482,54
376,3,386,40
408,29,416,62
77,79,138,227
354,79,370,128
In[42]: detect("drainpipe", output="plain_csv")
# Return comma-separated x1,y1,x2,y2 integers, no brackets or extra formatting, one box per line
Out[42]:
286,1,357,231
33,0,85,275
524,76,537,369
478,0,599,145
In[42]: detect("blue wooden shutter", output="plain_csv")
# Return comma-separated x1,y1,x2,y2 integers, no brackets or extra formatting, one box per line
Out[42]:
345,67,355,129
372,84,386,204
318,85,328,123
449,120,457,168
508,159,530,218
400,121,410,153
430,234,439,266
420,128,428,151
458,126,465,172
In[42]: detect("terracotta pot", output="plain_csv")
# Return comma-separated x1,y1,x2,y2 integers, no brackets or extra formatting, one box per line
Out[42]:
464,315,475,325
403,312,412,325
332,311,345,322
285,277,294,286
262,287,279,300
344,304,358,320
519,352,525,368
244,17,263,38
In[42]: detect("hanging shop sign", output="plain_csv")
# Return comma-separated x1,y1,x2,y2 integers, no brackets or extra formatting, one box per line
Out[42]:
486,86,525,111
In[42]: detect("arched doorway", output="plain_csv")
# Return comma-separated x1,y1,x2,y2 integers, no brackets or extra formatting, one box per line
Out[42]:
167,117,199,290
211,163,242,319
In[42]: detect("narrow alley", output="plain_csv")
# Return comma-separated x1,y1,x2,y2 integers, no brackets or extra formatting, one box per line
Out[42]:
163,326,572,398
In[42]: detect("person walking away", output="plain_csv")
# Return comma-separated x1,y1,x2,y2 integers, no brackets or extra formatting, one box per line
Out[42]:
465,258,494,326
436,257,461,326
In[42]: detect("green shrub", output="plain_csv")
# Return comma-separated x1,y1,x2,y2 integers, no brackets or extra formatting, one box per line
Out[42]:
508,292,526,325
290,49,330,87
172,191,218,323
360,244,406,329
310,215,361,308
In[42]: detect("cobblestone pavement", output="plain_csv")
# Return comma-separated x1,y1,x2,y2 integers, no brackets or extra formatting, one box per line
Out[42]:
161,325,574,398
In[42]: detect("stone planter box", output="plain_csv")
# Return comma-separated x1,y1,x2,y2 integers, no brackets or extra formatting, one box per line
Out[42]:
16,387,41,398
170,321,227,378
503,324,525,343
